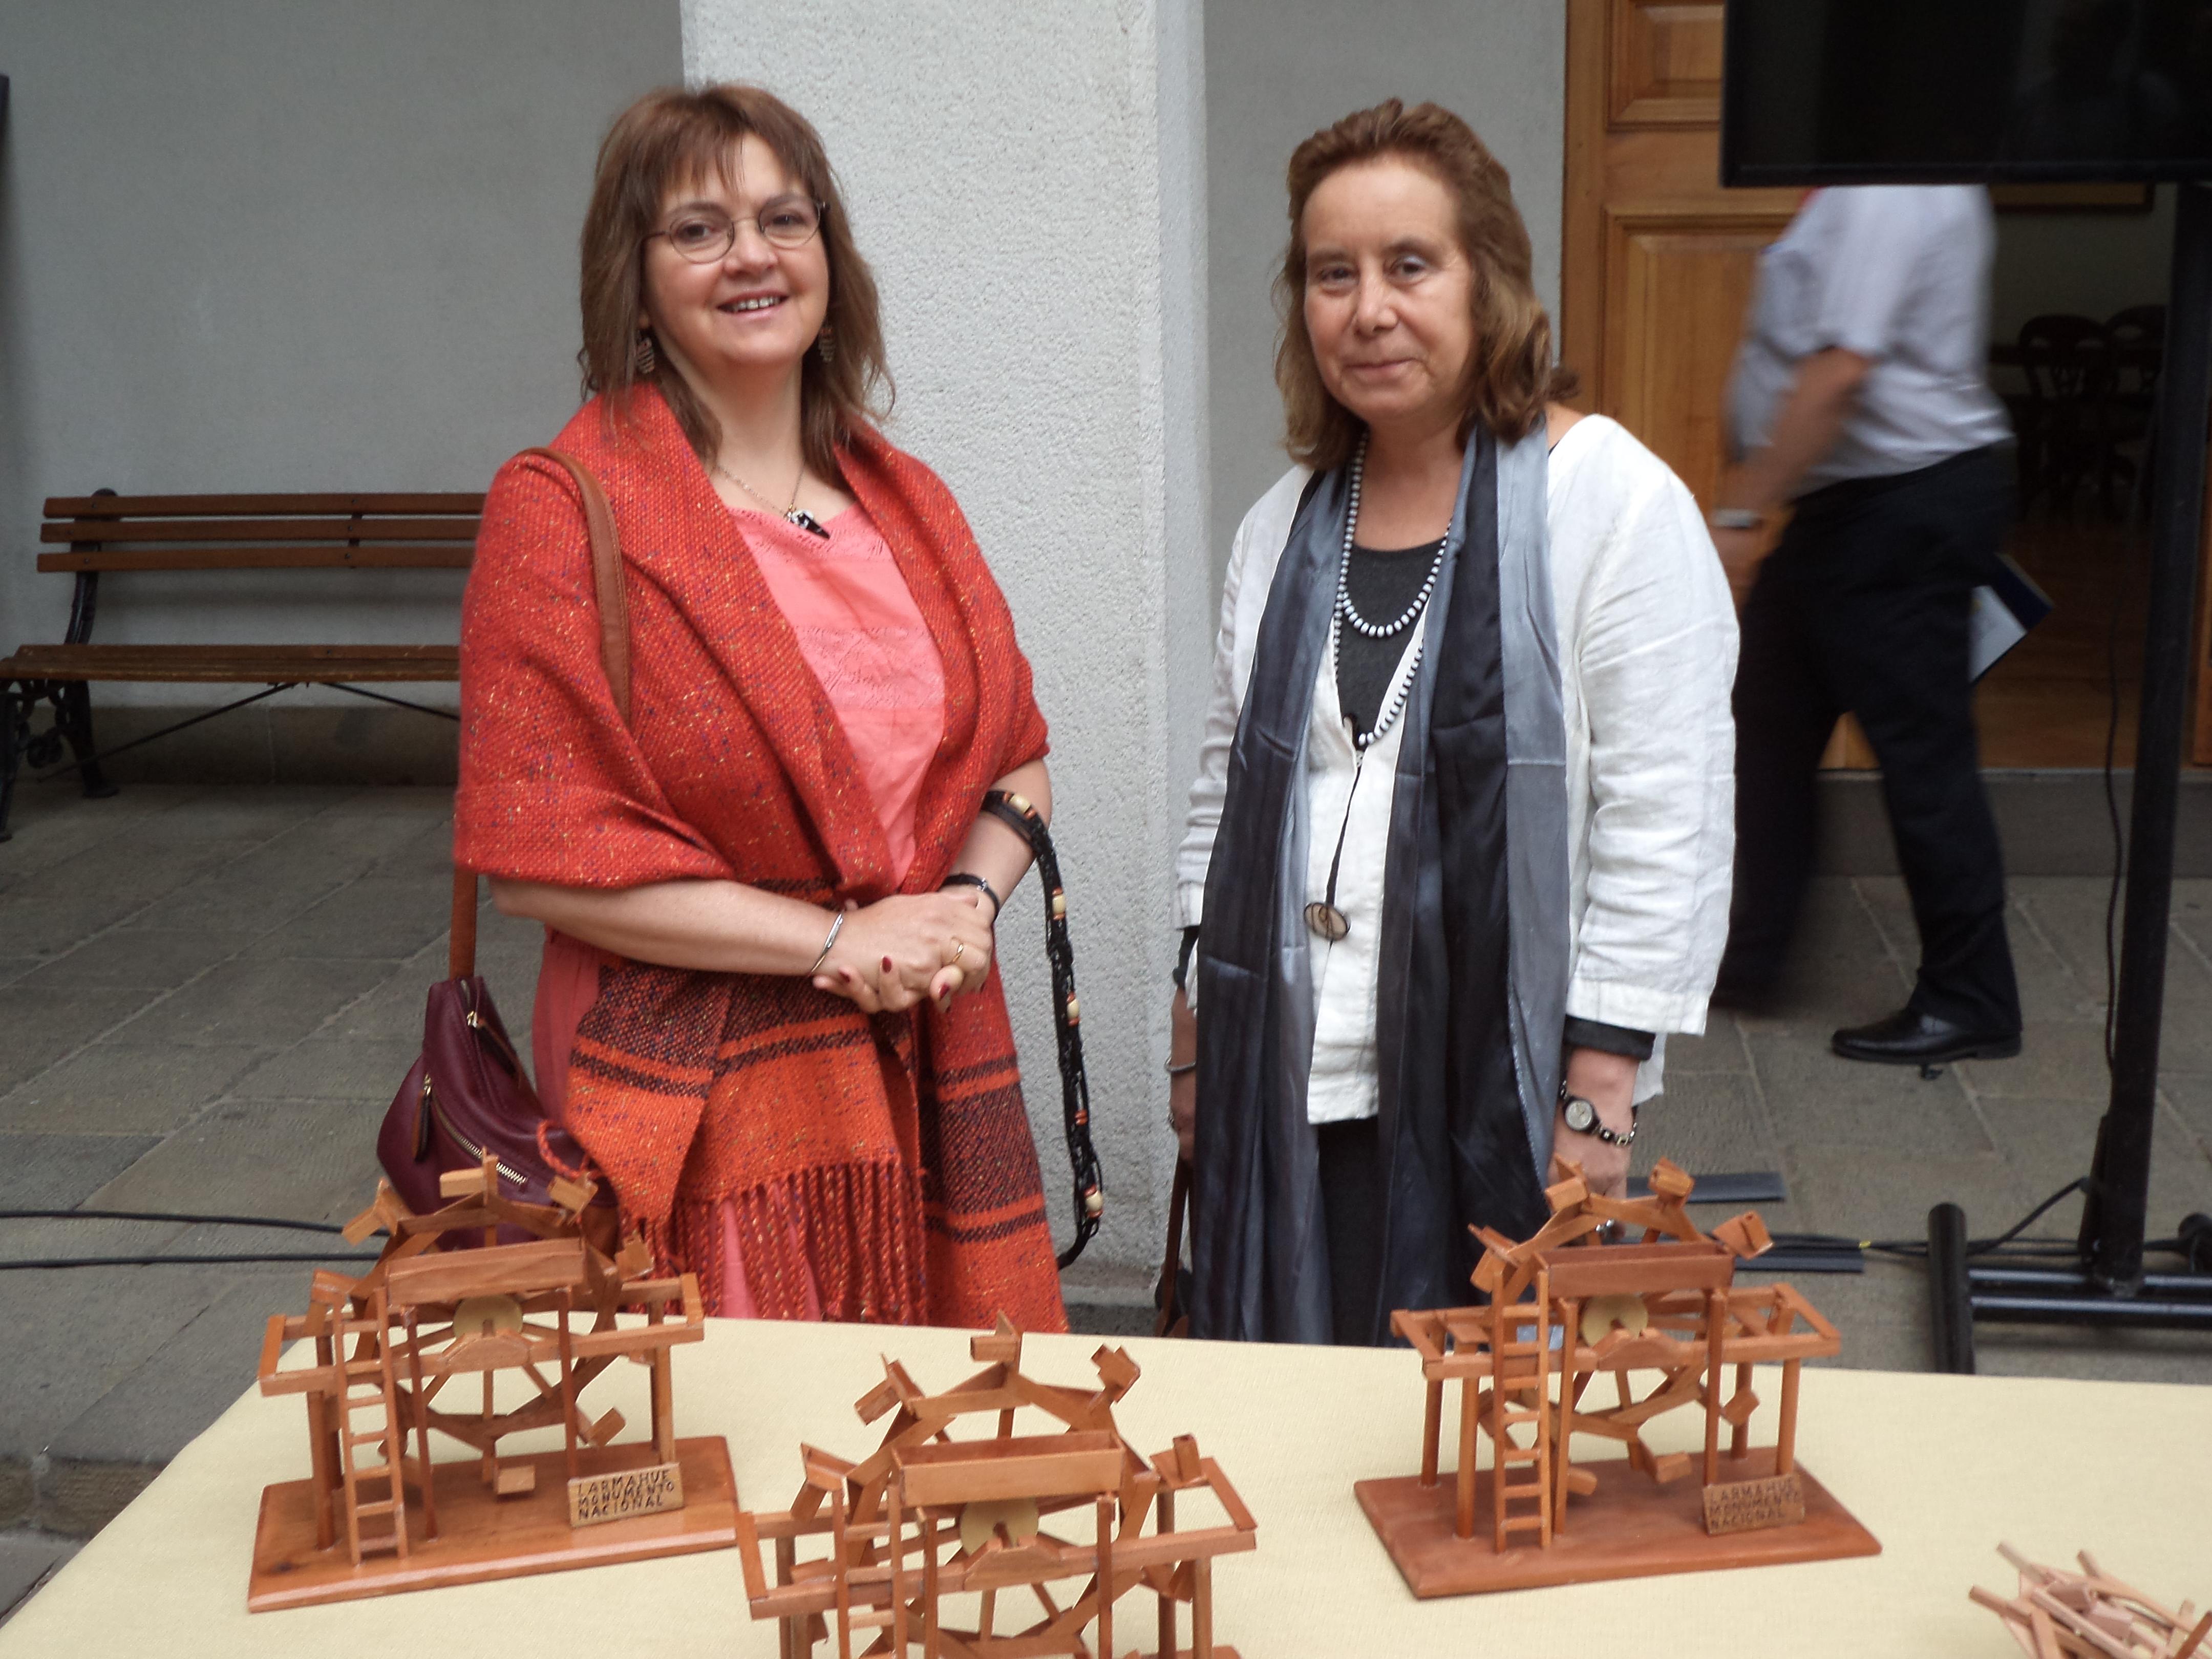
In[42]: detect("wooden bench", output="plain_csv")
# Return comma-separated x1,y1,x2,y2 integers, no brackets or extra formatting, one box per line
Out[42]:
0,491,482,839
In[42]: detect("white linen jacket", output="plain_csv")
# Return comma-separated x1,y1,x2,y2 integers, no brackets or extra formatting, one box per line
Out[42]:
1175,415,1738,1102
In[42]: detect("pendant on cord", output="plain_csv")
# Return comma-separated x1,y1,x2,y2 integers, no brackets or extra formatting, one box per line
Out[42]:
1304,900,1350,941
1305,744,1363,942
786,507,832,539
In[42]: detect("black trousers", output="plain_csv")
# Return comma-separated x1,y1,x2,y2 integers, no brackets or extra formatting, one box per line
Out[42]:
1722,446,2022,1033
1316,1117,1385,1345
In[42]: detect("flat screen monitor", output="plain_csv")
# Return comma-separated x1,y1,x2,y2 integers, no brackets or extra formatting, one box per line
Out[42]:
1722,1,2212,185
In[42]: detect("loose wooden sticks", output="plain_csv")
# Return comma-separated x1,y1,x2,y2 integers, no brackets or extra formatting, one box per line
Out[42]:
1972,1545,2208,1659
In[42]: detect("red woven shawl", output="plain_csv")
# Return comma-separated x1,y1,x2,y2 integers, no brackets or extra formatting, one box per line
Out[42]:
456,389,1066,1332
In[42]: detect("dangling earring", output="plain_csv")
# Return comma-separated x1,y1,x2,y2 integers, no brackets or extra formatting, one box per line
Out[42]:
814,324,836,367
632,329,657,377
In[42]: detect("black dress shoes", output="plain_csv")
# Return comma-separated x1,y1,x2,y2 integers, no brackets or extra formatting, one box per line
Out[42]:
1831,1007,2021,1066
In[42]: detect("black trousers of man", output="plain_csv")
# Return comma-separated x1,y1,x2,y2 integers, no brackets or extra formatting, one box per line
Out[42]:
1721,445,2022,1034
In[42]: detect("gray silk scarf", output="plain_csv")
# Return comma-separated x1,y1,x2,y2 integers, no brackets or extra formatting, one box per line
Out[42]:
1191,425,1569,1344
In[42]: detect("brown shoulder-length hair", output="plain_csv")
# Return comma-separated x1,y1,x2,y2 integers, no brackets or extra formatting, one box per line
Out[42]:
579,84,891,479
1275,99,1573,471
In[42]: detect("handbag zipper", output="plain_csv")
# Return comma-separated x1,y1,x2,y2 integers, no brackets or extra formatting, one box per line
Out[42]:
420,1074,527,1186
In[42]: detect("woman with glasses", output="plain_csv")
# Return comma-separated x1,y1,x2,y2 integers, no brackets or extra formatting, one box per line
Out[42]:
1169,101,1736,1344
456,85,1067,1331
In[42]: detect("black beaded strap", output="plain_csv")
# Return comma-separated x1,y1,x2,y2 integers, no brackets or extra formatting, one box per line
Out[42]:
980,789,1103,1268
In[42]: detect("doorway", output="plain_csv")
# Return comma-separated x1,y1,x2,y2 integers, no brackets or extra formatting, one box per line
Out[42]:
1558,0,2210,772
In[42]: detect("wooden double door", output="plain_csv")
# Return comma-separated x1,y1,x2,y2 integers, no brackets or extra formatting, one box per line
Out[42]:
1556,0,2212,768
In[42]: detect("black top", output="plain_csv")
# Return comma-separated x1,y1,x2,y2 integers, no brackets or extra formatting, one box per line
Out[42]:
1335,538,1441,739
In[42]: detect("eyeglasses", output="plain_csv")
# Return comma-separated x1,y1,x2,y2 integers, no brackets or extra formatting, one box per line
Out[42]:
645,198,826,263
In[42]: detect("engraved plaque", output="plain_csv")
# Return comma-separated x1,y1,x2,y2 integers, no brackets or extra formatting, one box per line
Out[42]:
1700,1472,1806,1536
567,1460,684,1528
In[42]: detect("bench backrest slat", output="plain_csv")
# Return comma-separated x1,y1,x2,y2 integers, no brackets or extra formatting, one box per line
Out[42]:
32,492,485,575
42,492,483,518
42,517,481,545
37,545,474,573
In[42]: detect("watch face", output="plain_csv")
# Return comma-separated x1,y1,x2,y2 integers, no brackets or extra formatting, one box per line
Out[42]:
1563,1096,1596,1134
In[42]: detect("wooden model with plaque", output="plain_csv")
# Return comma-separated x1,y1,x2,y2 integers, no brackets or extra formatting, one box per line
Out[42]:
732,1314,1257,1657
1357,1159,1881,1596
247,1158,735,1610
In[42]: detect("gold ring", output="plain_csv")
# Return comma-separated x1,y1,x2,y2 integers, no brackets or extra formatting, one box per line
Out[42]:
950,940,966,966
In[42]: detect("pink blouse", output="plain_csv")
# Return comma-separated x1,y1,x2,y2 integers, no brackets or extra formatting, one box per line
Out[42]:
742,504,947,879
530,503,947,1314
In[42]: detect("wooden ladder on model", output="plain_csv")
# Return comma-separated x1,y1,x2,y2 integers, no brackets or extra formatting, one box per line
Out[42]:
1487,1264,1554,1550
334,1284,409,1565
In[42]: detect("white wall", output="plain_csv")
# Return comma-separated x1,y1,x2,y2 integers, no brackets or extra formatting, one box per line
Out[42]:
1201,0,1566,593
0,0,682,704
682,0,1210,1294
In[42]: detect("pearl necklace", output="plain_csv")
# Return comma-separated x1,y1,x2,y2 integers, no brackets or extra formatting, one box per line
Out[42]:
1331,436,1452,752
1335,438,1452,641
1306,440,1454,942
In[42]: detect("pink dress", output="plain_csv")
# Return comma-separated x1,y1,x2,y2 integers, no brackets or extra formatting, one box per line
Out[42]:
531,504,948,1312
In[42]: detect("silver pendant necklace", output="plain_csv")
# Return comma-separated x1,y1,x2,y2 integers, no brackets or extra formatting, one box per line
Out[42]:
715,456,831,539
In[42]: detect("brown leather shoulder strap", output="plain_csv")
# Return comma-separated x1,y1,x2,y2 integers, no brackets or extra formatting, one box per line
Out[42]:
519,445,631,720
450,446,632,980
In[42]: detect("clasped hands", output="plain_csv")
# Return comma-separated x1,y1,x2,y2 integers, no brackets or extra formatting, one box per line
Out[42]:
810,889,997,1013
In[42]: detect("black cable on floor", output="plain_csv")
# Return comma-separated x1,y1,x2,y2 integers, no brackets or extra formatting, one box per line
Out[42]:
0,1208,374,1270
0,1208,349,1234
0,1252,381,1271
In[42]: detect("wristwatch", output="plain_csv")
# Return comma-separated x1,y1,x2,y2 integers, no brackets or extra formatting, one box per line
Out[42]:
1558,1085,1637,1146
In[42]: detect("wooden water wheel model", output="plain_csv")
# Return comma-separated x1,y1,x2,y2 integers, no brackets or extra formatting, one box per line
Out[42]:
734,1315,1258,1658
246,1158,736,1611
1357,1159,1882,1597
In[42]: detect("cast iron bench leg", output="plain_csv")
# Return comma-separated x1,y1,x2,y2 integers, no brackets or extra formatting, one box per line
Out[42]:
54,679,118,800
0,680,23,841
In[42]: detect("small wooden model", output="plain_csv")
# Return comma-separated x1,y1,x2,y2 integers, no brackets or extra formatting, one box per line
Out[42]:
1972,1544,2209,1659
1357,1159,1881,1596
248,1159,735,1610
732,1314,1257,1657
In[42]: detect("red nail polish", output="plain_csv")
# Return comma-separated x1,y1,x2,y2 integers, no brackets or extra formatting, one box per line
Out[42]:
882,955,895,974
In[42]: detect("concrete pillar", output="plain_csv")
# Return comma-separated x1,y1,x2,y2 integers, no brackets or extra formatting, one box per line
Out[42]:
683,0,1211,1293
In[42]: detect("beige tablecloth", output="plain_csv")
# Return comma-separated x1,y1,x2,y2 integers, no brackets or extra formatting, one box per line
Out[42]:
4,1316,2204,1656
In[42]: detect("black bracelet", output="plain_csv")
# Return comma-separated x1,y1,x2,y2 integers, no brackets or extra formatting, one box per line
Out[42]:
941,871,1002,924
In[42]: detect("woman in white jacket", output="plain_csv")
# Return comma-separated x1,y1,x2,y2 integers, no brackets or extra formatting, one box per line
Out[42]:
1169,100,1736,1344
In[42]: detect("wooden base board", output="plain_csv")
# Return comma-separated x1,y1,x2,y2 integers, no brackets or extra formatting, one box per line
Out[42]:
248,1437,736,1611
1355,1449,1879,1598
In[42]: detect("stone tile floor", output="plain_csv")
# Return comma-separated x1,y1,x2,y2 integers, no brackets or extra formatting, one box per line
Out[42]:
2,781,2208,1603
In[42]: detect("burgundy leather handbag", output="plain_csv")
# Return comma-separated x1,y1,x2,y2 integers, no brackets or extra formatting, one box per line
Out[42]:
376,448,630,1241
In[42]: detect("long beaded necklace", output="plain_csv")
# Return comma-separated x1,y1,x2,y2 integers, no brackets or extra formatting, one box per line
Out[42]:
1332,435,1452,751
1306,435,1455,943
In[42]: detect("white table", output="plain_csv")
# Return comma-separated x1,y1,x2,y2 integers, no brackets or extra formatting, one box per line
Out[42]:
5,1317,2204,1656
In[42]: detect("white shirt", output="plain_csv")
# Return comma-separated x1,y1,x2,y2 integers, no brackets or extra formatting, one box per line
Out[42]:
1177,416,1738,1114
1301,613,1425,1122
1728,186,2011,492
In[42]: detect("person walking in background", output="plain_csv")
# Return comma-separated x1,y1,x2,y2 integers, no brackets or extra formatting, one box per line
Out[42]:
1711,185,2023,1067
457,85,1067,1331
1168,101,1735,1345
